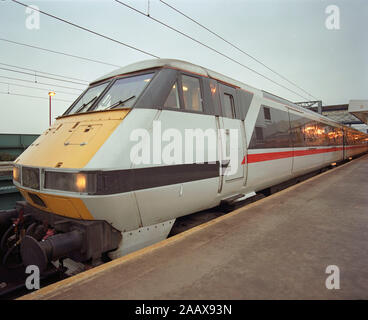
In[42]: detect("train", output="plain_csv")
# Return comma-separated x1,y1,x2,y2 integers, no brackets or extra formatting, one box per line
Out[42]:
1,59,367,273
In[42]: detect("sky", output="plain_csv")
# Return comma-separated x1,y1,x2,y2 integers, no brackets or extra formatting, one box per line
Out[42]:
0,0,367,134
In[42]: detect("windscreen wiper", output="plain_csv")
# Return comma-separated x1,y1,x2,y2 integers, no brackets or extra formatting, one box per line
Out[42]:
108,95,136,109
76,96,98,113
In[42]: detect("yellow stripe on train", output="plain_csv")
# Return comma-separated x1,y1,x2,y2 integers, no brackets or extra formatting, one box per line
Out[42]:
18,187,94,220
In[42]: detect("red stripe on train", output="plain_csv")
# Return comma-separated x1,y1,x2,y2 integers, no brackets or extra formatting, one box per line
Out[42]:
247,145,367,163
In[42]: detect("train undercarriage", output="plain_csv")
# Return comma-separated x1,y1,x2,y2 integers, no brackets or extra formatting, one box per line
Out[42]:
0,201,121,298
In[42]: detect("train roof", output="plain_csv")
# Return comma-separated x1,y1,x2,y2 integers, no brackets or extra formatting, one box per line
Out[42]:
92,59,366,135
92,58,263,96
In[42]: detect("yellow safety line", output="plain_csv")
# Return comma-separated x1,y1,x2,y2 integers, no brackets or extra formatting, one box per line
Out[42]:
18,154,368,300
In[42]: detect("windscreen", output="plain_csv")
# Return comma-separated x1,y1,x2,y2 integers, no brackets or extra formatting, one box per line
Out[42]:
66,82,110,115
93,73,153,111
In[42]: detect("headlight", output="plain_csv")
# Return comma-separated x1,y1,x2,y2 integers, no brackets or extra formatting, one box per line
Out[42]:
75,173,87,192
13,166,20,182
22,167,40,189
44,171,97,194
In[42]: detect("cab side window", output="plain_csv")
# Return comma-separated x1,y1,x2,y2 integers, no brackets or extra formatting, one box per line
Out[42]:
263,106,271,120
164,82,180,109
223,93,235,118
182,75,203,112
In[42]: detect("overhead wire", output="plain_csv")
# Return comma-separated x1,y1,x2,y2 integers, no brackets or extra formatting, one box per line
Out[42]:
0,62,89,83
0,91,74,102
0,81,79,96
0,75,85,91
10,0,160,59
8,0,316,102
159,0,318,100
0,38,122,68
113,0,312,101
0,66,87,86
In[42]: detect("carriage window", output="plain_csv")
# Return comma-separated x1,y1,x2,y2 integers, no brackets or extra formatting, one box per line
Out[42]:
164,82,180,109
304,121,328,147
249,106,291,149
94,73,153,111
289,113,307,147
255,126,264,141
182,75,202,111
223,93,235,118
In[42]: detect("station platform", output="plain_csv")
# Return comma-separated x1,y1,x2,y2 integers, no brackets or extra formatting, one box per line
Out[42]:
20,155,368,300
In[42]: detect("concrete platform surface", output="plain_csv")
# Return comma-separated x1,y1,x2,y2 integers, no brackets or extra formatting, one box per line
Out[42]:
21,155,368,300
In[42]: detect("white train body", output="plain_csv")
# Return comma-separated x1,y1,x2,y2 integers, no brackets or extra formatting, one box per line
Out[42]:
11,59,368,262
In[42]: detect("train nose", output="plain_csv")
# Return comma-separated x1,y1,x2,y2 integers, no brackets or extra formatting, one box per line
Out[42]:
11,109,131,220
14,109,129,170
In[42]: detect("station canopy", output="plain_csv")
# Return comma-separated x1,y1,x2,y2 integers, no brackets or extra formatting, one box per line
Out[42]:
348,100,368,124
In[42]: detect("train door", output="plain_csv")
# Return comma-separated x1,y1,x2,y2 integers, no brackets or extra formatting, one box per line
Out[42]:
217,84,247,194
342,128,348,160
338,126,345,161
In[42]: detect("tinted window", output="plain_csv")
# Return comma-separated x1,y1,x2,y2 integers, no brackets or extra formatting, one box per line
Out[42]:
249,106,291,149
335,128,344,145
289,113,307,148
346,129,365,145
255,126,264,141
164,82,180,109
319,124,330,146
264,107,271,120
324,125,343,146
182,75,203,111
304,121,329,147
223,93,235,118
208,79,221,115
237,89,253,120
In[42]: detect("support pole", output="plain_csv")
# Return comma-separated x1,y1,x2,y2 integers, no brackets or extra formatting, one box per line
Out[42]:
49,95,51,127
